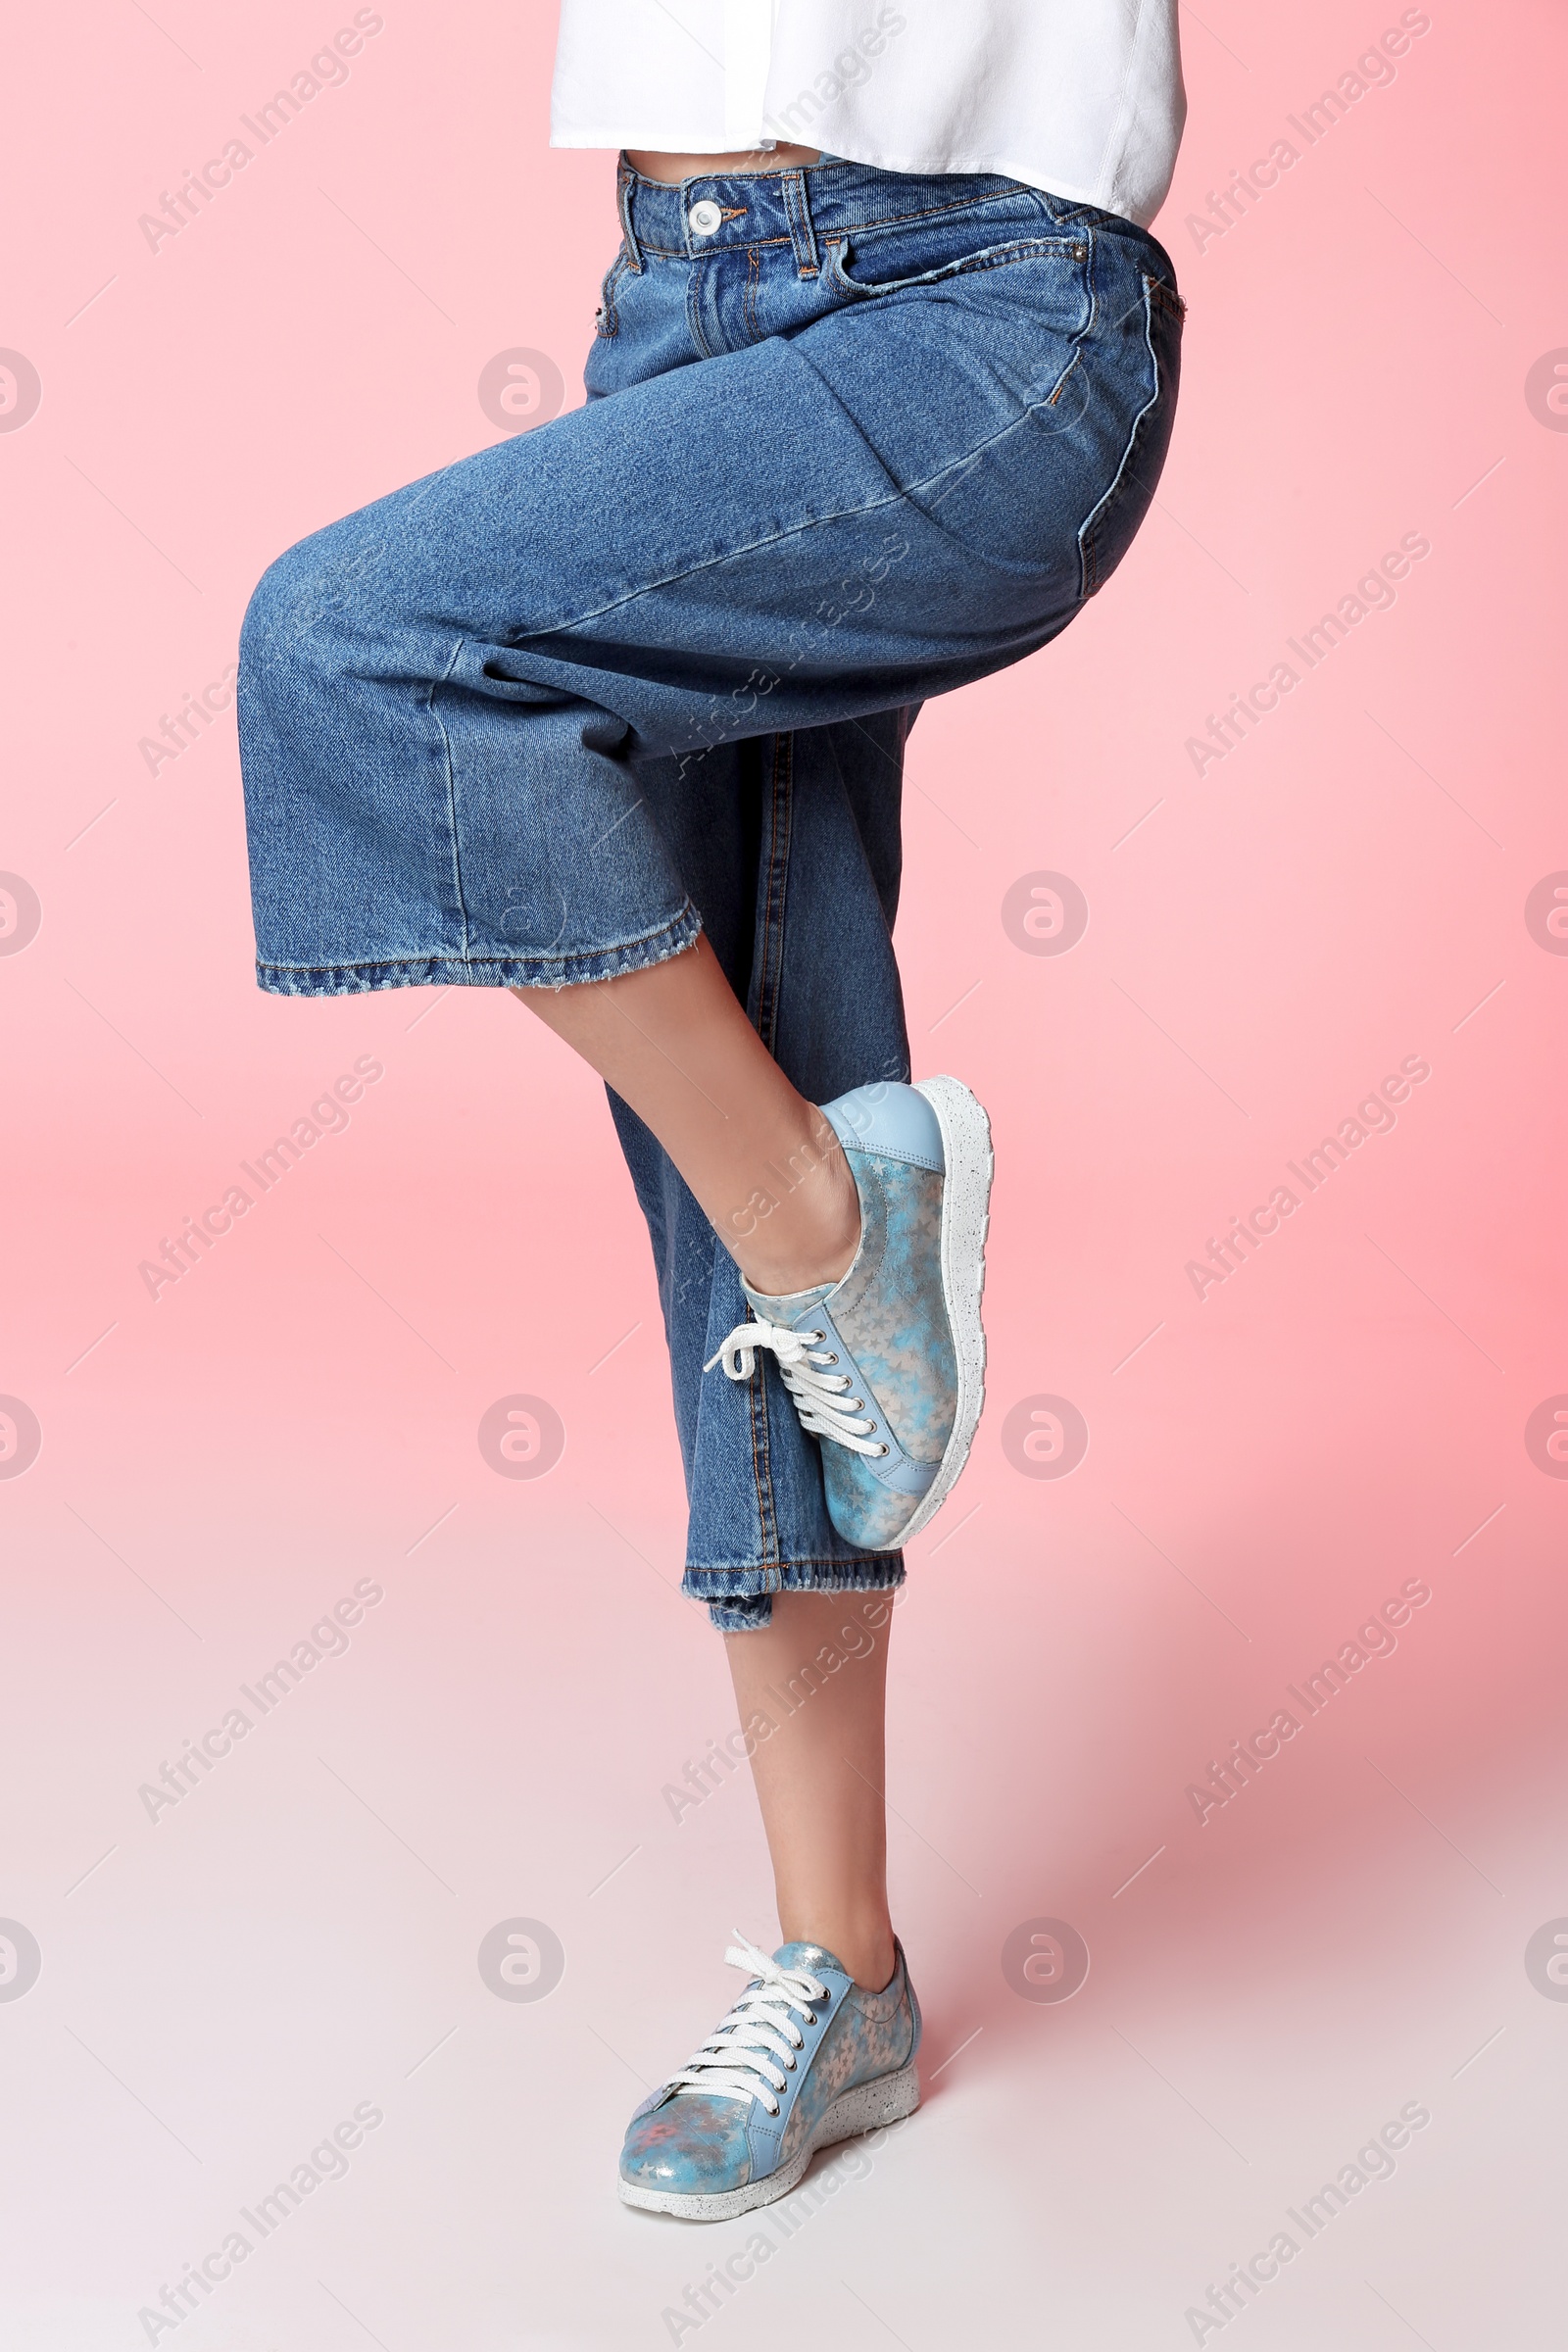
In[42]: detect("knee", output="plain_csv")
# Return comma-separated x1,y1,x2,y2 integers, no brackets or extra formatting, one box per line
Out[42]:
239,516,369,700
241,536,318,694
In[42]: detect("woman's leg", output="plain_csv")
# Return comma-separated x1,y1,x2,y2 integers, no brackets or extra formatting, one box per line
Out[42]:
723,1592,896,1992
518,857,897,1996
597,723,914,1621
512,935,859,1297
233,157,1185,2215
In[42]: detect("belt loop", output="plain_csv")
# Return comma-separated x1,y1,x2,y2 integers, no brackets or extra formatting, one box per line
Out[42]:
616,154,644,272
780,168,819,279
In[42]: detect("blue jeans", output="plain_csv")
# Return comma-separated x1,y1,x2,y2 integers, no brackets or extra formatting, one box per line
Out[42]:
237,158,1182,1626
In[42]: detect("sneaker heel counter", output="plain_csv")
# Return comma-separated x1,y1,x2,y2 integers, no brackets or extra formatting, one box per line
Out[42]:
902,1947,923,2065
821,1081,945,1172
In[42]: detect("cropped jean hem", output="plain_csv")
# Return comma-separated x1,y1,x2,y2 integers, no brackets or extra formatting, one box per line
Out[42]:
254,903,702,999
685,1555,906,1633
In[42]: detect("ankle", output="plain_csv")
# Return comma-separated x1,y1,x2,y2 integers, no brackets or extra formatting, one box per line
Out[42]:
783,1914,896,1992
851,1936,898,1993
740,1144,861,1297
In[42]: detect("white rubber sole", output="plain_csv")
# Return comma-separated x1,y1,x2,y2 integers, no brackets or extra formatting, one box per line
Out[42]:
617,2059,920,2222
890,1074,994,1547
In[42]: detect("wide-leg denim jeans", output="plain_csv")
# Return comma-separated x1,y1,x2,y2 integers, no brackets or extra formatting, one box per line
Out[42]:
237,158,1183,1625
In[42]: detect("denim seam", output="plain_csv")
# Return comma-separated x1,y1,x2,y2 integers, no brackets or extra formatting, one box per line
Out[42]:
1046,353,1083,409
557,216,1109,622
823,232,1086,302
781,166,820,277
684,1558,906,1582
629,181,1043,260
427,635,470,958
686,1561,906,1580
637,236,796,260
744,243,764,345
784,340,1099,560
755,730,793,1055
694,1562,907,1633
686,260,715,361
502,486,918,654
738,724,804,1590
741,728,794,1577
530,357,1101,657
255,907,698,967
253,903,702,994
1078,270,1163,599
746,1365,780,1575
510,370,1094,648
595,251,631,337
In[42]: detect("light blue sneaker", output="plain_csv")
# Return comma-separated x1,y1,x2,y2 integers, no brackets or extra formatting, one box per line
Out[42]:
707,1076,993,1551
618,1933,921,2220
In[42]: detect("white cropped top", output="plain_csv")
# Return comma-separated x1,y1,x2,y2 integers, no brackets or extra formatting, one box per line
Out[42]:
551,0,1185,228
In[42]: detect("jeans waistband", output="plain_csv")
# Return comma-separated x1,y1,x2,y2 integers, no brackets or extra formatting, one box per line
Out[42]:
614,153,1046,276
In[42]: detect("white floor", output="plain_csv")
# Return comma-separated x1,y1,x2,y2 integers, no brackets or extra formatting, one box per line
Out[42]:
4,1448,1560,2352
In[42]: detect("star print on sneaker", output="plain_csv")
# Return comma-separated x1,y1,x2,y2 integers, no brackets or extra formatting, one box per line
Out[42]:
618,1932,921,2221
706,1076,993,1551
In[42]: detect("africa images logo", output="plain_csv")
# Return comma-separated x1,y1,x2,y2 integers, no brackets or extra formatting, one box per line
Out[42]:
477,350,564,433
0,872,42,956
0,351,42,432
0,1396,43,1480
477,1395,565,1479
1524,350,1568,431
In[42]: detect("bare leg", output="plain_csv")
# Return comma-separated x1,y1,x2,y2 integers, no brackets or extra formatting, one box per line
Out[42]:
513,936,859,1295
724,1592,897,1991
517,944,894,1993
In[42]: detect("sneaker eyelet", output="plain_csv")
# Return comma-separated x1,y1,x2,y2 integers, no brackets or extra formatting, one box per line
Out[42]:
875,1443,890,1456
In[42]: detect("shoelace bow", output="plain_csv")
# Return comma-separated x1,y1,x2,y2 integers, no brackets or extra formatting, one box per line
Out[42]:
666,1935,830,2113
704,1320,889,1458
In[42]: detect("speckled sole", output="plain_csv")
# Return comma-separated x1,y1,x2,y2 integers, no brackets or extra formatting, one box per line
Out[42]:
887,1074,993,1547
617,2059,920,2222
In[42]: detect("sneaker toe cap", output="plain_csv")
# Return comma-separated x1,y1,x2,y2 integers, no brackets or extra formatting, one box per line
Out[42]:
619,2093,754,2193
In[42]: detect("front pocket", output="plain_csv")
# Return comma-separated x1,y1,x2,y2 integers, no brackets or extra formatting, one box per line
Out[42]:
822,232,1087,302
594,250,632,339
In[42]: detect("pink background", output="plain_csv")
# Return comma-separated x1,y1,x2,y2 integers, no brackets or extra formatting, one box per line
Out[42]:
3,1,1565,2344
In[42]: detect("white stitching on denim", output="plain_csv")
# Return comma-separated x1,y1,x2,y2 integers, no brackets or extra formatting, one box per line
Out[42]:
426,635,470,956
1077,270,1165,599
256,902,702,977
631,182,1049,260
824,233,1084,300
509,240,1157,634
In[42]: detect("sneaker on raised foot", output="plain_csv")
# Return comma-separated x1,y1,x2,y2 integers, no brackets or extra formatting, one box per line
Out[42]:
706,1076,993,1552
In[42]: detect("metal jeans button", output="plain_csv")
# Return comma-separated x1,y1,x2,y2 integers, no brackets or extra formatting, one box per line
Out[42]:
688,199,723,237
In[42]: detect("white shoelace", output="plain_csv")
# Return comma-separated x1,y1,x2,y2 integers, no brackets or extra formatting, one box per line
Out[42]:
665,1935,830,2113
705,1320,889,1458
